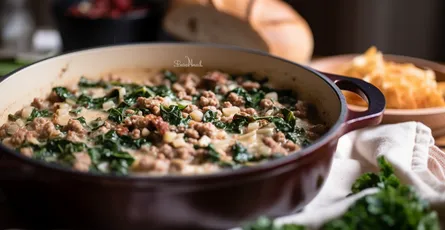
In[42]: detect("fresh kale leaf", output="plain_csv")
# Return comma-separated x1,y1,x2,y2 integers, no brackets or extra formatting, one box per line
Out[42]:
52,87,76,101
89,118,105,131
163,70,177,83
107,107,130,124
78,77,109,88
224,114,250,134
30,139,87,166
77,89,119,109
249,89,266,108
107,106,151,124
69,107,82,115
202,110,218,123
202,110,228,129
75,116,87,126
152,85,176,99
27,109,53,122
87,147,134,175
76,94,108,109
160,105,190,127
255,108,310,147
123,86,155,105
207,144,221,162
232,142,253,163
90,130,149,174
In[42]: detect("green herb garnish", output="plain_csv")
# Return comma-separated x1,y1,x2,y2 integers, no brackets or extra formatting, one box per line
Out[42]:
52,87,76,101
160,105,190,127
243,157,440,230
27,109,53,122
232,142,253,163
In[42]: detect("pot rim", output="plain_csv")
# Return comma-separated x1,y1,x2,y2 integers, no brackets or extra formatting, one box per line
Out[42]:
0,42,348,182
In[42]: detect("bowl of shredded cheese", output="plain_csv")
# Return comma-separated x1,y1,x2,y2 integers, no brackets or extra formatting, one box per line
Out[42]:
309,46,445,136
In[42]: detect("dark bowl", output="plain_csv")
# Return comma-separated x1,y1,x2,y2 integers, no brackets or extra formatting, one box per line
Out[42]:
51,0,166,52
0,43,385,229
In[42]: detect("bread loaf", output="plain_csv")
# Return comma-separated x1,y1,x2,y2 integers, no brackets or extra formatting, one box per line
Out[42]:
163,0,314,64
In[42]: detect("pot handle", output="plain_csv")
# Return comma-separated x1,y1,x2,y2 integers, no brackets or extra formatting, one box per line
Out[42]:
322,72,386,133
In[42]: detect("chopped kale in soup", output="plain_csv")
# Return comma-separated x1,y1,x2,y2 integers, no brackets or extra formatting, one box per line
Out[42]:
0,71,328,175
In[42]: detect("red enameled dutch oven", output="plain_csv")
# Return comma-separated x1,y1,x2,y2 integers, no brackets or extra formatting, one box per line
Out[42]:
0,43,385,230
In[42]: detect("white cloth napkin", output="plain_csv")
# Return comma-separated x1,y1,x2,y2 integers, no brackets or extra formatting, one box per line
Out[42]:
235,122,445,229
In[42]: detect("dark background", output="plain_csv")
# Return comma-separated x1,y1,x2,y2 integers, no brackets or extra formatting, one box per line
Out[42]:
24,0,445,61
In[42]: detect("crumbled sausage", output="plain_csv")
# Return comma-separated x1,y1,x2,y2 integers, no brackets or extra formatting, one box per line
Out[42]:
192,122,217,138
130,115,149,129
31,98,49,110
169,160,185,173
183,104,198,113
158,144,174,159
73,152,91,172
146,114,170,135
179,92,193,101
42,122,61,139
223,101,232,108
273,132,286,143
187,138,198,145
283,141,300,152
241,81,260,90
178,73,199,95
262,137,287,154
176,146,195,160
199,91,219,107
66,131,86,143
185,129,200,139
30,117,48,132
25,131,39,145
65,119,87,134
137,155,156,171
199,71,228,89
153,159,170,173
260,99,274,109
172,83,185,92
137,96,166,115
140,145,159,157
227,92,245,106
0,123,20,138
116,125,129,136
10,129,27,146
130,129,141,139
241,108,257,115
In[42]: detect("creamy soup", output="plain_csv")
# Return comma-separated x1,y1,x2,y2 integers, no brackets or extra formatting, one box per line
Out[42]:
0,70,328,175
